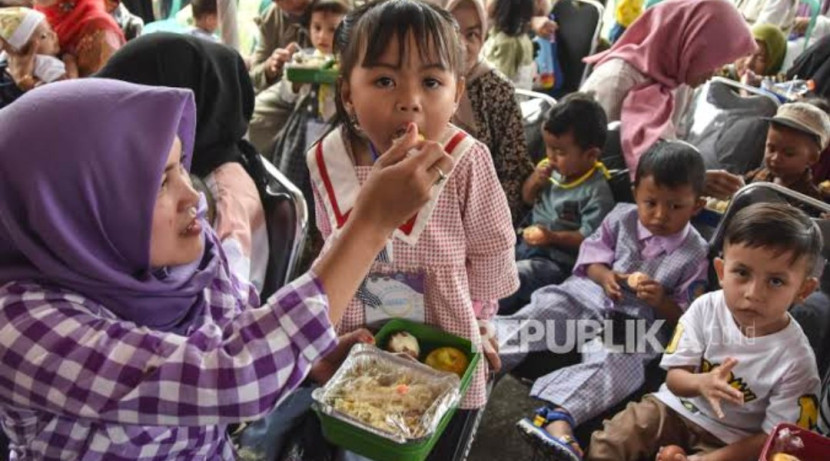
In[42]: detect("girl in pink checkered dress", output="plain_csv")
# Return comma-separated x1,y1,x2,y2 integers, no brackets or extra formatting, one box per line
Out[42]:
307,0,519,413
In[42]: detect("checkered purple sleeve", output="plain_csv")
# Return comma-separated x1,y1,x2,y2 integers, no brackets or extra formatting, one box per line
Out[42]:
0,272,337,428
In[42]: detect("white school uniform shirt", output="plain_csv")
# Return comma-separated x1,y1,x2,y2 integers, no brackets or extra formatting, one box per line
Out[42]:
653,290,821,444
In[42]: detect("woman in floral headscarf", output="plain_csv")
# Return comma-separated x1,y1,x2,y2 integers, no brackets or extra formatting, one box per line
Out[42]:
434,0,534,224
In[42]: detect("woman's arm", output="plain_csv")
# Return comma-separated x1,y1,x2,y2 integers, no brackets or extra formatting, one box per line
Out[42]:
0,274,338,427
74,28,123,76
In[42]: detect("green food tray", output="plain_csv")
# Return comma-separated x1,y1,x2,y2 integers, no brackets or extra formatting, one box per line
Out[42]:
313,319,481,461
285,66,338,84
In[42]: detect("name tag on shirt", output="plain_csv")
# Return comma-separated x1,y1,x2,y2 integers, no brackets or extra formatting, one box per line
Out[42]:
362,272,426,326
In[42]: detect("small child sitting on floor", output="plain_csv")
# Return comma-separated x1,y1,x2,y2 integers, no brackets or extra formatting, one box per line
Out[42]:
499,93,614,315
588,203,822,461
497,140,710,461
744,102,830,201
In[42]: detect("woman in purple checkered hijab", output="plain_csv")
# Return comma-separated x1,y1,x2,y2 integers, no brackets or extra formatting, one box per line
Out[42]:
0,79,453,458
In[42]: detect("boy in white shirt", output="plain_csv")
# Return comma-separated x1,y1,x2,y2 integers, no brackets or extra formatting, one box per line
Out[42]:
586,202,823,461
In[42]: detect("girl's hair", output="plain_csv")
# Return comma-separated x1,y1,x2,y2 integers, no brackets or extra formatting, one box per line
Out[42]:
333,0,465,138
490,0,534,36
633,140,706,196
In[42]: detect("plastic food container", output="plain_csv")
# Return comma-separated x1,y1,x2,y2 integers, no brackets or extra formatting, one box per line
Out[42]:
312,319,481,461
760,423,830,460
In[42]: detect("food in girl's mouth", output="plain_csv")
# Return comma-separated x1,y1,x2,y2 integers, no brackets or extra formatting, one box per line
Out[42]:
627,272,650,289
386,331,420,359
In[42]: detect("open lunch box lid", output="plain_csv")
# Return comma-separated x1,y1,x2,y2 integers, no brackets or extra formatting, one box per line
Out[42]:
312,319,482,461
760,423,830,460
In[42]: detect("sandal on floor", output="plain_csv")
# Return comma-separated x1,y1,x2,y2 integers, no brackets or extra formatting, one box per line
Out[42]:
516,407,583,461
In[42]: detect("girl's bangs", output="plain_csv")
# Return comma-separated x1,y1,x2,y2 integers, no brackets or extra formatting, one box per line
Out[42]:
356,1,459,71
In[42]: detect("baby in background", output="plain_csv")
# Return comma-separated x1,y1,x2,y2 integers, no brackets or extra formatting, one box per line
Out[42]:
0,7,67,89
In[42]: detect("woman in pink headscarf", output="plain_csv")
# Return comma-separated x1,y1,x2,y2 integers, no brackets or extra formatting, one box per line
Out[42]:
581,0,756,183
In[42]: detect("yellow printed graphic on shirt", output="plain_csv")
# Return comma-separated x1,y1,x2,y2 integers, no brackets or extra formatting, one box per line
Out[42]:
700,358,757,403
797,394,818,430
665,323,684,354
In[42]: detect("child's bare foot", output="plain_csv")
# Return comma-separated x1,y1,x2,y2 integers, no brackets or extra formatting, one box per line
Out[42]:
308,328,374,385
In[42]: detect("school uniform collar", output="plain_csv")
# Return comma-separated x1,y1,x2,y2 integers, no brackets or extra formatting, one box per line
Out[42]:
307,124,475,245
636,219,690,255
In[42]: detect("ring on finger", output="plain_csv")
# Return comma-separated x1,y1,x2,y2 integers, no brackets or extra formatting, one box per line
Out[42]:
433,166,447,186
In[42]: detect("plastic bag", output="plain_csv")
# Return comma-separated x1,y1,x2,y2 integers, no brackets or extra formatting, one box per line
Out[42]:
533,15,564,92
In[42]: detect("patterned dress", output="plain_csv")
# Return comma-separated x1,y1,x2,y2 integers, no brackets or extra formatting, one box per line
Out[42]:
310,126,520,408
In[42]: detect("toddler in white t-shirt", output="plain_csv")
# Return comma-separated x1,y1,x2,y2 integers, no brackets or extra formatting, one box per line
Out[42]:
586,202,823,461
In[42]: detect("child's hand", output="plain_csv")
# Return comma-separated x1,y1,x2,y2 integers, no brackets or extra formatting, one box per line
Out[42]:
479,320,501,374
636,279,667,308
531,161,555,187
695,357,744,419
265,42,299,81
601,271,626,301
522,225,554,247
530,16,558,38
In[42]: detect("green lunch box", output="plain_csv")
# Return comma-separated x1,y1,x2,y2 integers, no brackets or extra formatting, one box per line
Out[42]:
312,319,482,461
284,65,338,85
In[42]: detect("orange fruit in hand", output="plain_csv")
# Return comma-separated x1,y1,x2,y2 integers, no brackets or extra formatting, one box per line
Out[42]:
424,347,469,378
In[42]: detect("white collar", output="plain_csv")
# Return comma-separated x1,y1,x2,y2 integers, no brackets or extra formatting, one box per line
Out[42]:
307,125,475,245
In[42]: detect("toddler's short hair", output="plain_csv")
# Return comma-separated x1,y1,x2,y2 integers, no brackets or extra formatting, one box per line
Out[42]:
634,140,705,196
308,0,350,19
543,92,608,151
725,202,823,274
191,0,217,19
